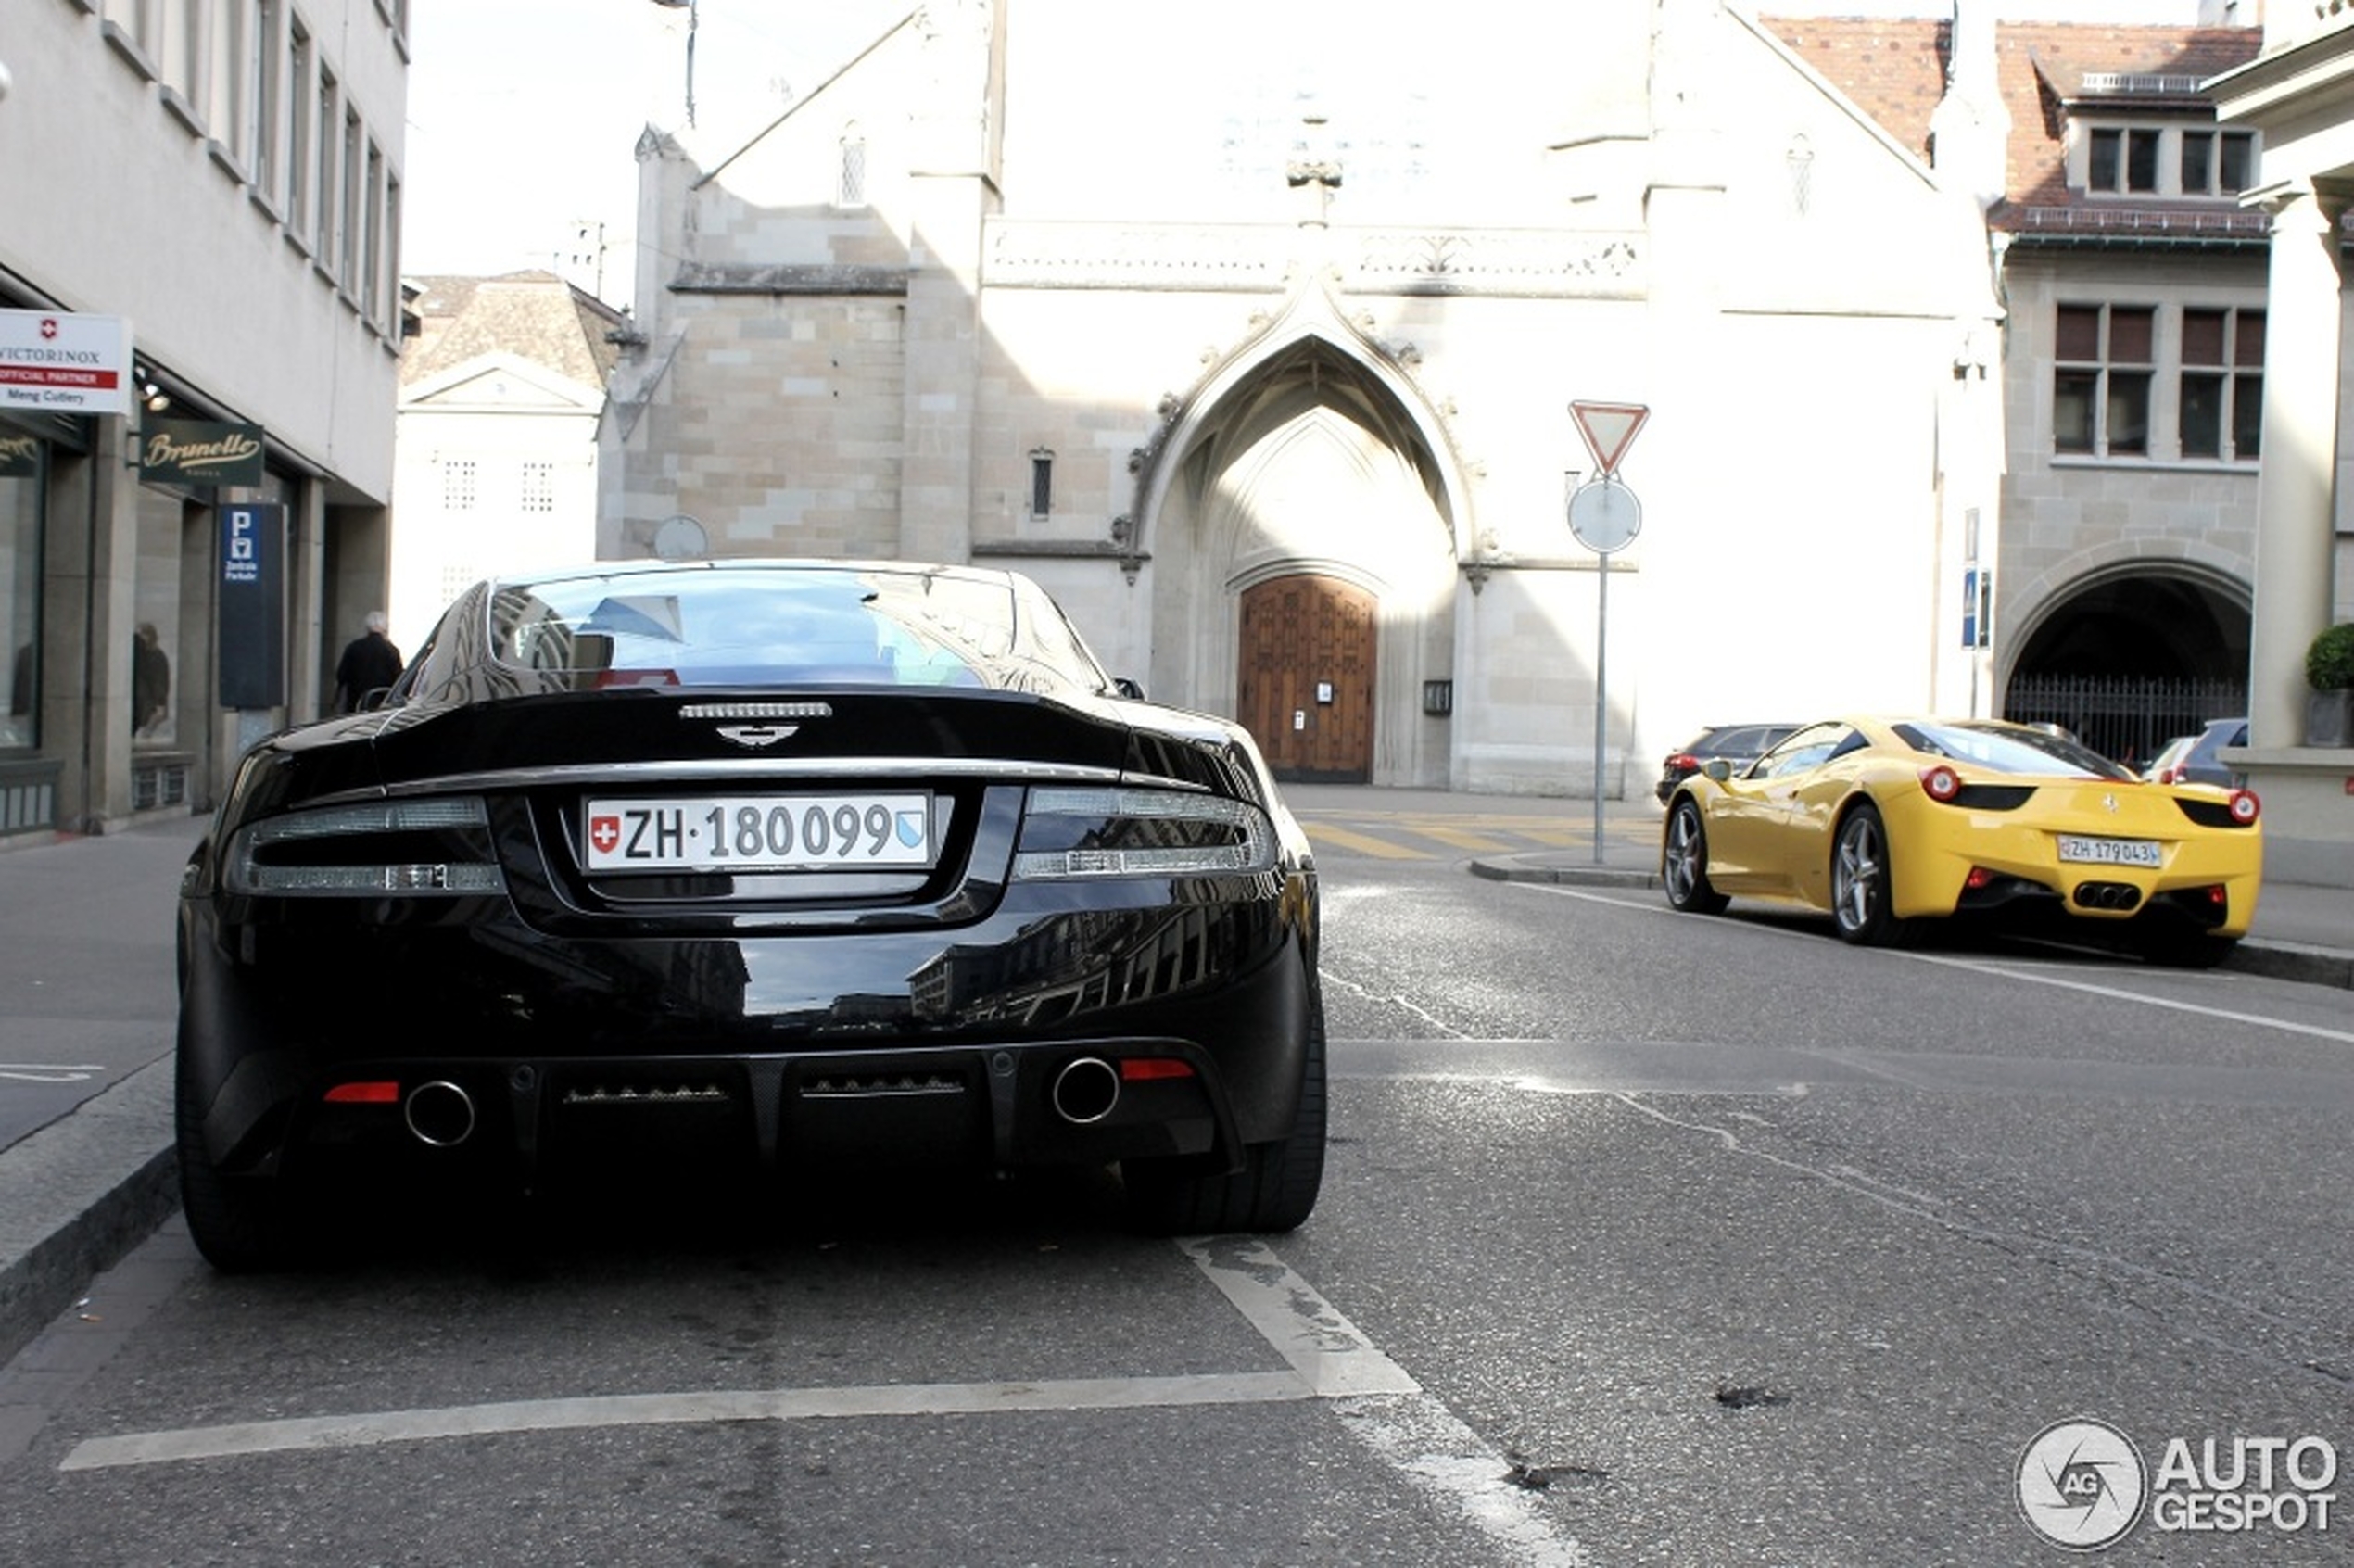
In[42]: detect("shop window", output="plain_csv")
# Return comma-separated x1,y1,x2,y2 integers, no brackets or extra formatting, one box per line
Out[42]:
1,437,44,751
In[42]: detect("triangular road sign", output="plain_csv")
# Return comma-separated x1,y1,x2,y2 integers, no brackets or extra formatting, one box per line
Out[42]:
1570,400,1650,478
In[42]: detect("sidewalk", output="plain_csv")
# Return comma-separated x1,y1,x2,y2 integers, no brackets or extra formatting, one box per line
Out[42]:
2,791,2348,1366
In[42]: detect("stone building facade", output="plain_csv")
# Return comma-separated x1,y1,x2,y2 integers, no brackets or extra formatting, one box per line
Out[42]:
601,0,2007,797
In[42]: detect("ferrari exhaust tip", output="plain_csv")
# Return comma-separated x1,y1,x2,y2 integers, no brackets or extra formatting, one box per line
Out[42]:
1050,1057,1120,1125
404,1081,477,1146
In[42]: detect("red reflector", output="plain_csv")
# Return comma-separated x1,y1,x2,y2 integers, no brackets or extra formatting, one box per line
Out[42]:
2207,884,2229,906
1120,1057,1195,1082
324,1081,400,1105
1965,866,1995,890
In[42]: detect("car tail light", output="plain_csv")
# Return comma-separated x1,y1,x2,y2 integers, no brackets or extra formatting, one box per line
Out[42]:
1120,1057,1197,1081
2228,790,2259,825
1664,752,1699,773
324,1081,401,1105
1920,765,1963,803
1011,787,1275,879
226,796,506,896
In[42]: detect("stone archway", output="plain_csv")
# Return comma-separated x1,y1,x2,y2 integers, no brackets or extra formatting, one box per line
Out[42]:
2001,566,2252,764
1143,334,1462,787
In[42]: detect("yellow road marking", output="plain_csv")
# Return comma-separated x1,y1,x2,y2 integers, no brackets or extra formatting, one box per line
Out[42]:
1303,823,1426,859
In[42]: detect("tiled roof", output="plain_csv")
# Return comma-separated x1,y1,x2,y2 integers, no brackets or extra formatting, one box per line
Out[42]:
1763,18,2265,242
399,271,630,391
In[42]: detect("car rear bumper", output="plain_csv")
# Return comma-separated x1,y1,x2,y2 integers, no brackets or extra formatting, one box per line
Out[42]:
1884,798,2260,935
179,876,1315,1189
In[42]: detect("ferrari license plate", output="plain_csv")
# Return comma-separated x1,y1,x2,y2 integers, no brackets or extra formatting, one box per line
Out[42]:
2056,834,2161,867
584,794,934,872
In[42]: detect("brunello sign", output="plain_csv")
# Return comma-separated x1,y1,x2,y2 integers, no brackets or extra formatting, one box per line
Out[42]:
139,419,265,487
0,310,132,416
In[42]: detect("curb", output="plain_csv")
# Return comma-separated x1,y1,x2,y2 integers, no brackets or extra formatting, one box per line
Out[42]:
0,1057,179,1368
1468,855,2353,992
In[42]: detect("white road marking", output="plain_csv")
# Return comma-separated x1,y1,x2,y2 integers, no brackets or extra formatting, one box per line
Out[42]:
1183,1237,1591,1568
0,1064,105,1084
60,1239,1595,1565
1519,882,2354,1045
59,1372,1311,1470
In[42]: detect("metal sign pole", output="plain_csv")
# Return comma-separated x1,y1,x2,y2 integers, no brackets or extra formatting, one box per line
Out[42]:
1592,549,1608,865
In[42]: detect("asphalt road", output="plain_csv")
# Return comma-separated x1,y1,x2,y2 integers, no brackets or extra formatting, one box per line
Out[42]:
3,842,2351,1565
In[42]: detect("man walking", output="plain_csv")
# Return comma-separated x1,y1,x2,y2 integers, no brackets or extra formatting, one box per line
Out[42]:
334,611,404,713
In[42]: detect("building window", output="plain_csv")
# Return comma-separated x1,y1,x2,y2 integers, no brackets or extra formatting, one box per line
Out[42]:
2180,308,2263,462
520,462,555,513
287,20,313,242
2082,122,2259,199
2087,128,2160,195
2054,304,2153,457
1029,449,1053,519
2179,129,2257,196
312,65,338,259
443,461,476,512
839,122,867,208
339,105,364,295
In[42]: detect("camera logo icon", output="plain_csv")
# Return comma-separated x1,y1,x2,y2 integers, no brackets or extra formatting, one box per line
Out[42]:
2018,1418,2148,1551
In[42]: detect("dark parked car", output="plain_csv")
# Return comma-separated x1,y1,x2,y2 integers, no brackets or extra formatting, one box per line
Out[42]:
175,560,1324,1268
2150,717,2248,788
1654,722,1803,803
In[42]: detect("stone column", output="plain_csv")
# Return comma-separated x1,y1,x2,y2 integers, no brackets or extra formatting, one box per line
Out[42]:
2247,179,2348,748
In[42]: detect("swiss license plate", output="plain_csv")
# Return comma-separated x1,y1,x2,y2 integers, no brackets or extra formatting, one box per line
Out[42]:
584,794,934,872
2056,834,2162,867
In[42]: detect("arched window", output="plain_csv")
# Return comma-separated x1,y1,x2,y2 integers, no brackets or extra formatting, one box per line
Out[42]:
839,122,867,208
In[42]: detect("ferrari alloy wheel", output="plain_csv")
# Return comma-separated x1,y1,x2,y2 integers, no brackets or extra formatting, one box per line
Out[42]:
1830,803,1910,947
1126,977,1326,1234
1662,799,1729,916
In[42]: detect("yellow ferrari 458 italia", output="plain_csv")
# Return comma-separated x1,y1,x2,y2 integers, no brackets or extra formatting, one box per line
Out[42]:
1659,716,2262,967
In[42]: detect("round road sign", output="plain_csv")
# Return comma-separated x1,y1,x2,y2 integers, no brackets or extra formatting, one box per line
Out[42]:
1568,478,1641,553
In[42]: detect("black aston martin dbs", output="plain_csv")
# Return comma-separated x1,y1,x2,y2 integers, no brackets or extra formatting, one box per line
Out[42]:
175,560,1323,1268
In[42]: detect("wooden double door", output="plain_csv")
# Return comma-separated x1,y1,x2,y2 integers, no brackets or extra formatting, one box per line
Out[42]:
1238,575,1376,782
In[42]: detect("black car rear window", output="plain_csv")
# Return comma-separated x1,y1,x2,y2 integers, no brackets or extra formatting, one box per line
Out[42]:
480,565,1107,694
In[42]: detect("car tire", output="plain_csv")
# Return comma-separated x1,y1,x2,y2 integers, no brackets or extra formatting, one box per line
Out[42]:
176,1053,305,1272
1662,798,1729,916
1830,803,1912,948
1124,981,1326,1235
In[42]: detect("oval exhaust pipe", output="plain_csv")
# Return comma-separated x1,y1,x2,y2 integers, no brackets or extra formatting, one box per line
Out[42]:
405,1081,476,1146
1051,1057,1120,1125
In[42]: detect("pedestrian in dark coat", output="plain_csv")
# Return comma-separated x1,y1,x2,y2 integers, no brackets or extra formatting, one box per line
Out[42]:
335,611,404,712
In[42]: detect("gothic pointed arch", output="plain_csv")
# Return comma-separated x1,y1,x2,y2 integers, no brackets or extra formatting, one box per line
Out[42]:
1138,281,1468,788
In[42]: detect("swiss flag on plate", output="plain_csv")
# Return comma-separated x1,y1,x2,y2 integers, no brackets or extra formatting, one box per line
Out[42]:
589,816,622,854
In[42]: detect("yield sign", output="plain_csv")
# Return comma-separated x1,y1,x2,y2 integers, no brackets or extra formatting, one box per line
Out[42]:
1570,400,1650,478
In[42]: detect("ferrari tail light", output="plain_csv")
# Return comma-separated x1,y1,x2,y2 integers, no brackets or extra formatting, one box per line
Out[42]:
1919,765,1963,803
1011,787,1275,879
2228,789,2259,825
324,1081,401,1105
226,796,506,896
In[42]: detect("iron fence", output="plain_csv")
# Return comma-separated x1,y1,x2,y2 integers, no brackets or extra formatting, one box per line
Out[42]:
2002,674,2244,767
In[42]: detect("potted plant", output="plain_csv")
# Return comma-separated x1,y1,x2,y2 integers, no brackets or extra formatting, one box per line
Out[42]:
2308,621,2354,747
